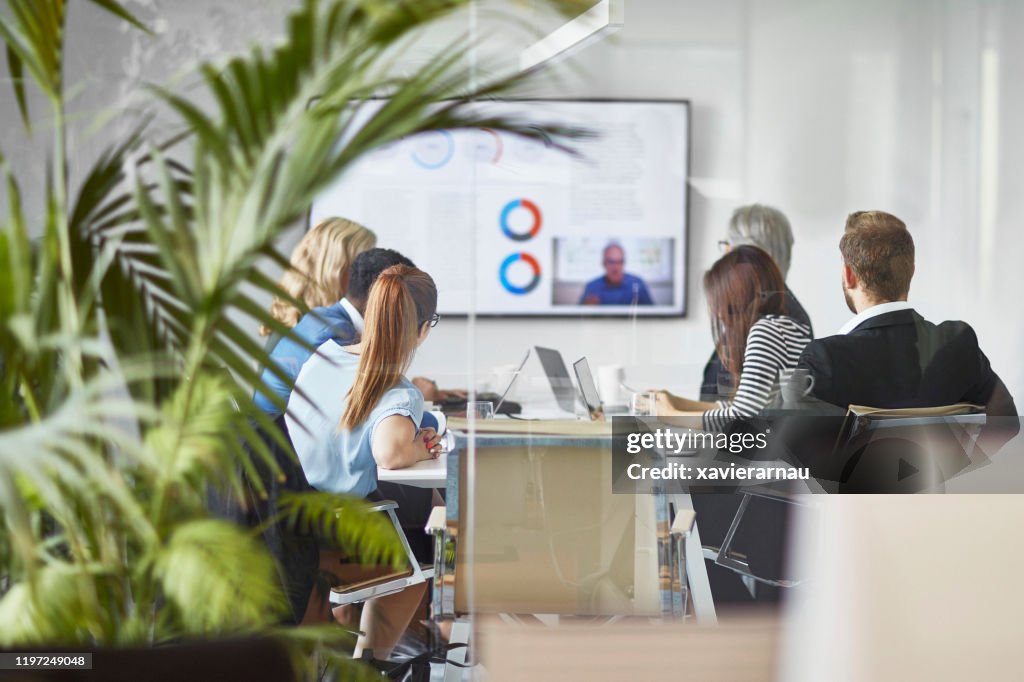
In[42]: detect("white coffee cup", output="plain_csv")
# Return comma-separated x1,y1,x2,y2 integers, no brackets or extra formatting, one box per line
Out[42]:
780,367,815,405
598,364,625,406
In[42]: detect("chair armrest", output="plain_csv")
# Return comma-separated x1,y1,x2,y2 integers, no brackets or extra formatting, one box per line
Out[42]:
425,505,447,534
670,508,696,536
365,500,399,514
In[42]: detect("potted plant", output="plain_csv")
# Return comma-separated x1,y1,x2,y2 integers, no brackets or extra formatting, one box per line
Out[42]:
0,0,582,678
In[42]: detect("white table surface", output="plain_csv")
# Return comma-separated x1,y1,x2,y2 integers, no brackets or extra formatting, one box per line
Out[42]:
376,453,447,488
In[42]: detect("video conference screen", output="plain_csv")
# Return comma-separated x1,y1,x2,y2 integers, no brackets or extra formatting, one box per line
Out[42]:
310,99,690,317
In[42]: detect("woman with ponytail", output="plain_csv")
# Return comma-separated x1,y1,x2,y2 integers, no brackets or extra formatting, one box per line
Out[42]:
286,264,442,661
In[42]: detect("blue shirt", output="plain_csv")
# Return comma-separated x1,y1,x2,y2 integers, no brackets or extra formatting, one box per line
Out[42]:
579,273,654,305
285,340,423,498
254,301,359,416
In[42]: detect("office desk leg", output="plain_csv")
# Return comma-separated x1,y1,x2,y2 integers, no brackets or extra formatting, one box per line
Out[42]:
673,493,718,625
443,618,471,682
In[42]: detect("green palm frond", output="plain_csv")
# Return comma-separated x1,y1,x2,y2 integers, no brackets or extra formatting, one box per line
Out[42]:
0,374,160,562
0,562,128,646
154,519,288,634
142,370,285,509
276,491,406,568
0,0,146,127
272,623,382,682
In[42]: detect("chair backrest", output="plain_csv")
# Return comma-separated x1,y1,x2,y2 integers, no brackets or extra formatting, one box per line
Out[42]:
847,402,985,419
833,404,987,493
446,429,672,617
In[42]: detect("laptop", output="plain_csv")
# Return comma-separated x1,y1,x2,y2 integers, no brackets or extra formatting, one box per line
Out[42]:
534,346,578,414
435,350,529,416
493,349,531,414
572,357,603,417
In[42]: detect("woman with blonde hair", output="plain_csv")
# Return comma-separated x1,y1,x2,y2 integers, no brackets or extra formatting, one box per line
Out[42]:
260,216,376,337
254,217,375,416
287,264,442,661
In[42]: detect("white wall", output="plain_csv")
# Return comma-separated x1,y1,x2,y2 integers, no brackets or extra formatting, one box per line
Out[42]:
410,0,1024,405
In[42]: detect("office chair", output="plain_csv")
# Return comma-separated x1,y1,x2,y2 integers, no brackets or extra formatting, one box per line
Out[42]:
702,489,813,599
704,404,986,595
223,415,432,634
830,403,986,493
327,499,434,607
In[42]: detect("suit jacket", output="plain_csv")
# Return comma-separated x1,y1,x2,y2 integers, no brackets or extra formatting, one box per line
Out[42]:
796,309,1014,414
699,286,813,400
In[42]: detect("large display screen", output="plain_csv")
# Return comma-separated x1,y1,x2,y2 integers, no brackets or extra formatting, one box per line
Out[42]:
310,99,689,317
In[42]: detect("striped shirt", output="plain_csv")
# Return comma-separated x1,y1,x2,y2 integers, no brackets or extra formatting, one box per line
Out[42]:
703,315,812,432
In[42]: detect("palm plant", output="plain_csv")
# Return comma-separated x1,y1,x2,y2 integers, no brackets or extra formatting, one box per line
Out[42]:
0,0,583,676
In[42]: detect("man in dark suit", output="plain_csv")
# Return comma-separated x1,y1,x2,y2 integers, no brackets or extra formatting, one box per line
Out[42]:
775,211,1018,495
797,211,1016,418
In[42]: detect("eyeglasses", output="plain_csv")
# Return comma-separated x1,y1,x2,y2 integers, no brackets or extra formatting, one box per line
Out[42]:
429,312,441,328
717,239,732,253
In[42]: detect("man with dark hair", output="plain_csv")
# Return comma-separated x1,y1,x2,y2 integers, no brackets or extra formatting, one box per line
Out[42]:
797,211,1016,418
346,247,415,312
254,247,414,417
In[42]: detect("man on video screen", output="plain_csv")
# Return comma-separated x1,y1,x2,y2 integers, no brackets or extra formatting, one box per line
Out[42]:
579,241,654,305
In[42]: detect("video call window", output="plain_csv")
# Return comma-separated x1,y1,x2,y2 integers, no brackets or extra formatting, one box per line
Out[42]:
552,237,675,307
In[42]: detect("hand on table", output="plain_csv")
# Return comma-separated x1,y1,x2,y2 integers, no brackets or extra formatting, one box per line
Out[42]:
412,376,467,403
413,377,441,402
654,390,678,416
651,390,715,415
418,427,444,460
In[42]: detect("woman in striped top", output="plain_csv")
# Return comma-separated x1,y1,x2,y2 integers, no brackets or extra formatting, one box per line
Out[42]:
656,245,812,431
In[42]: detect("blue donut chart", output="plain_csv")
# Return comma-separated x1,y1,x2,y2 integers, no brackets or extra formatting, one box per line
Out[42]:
499,252,541,295
499,198,543,241
411,130,455,170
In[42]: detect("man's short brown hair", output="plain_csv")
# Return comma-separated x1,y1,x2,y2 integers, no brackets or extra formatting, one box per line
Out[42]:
840,211,915,301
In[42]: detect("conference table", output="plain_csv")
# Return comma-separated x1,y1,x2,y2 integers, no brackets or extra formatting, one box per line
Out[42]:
377,454,447,488
377,417,717,625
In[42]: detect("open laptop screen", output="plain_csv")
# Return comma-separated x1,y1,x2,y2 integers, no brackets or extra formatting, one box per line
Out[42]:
573,357,602,413
534,346,576,413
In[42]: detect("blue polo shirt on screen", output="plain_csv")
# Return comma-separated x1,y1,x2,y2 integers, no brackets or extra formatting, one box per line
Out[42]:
579,274,654,305
253,299,361,417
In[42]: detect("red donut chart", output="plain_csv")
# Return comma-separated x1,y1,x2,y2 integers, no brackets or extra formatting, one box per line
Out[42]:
499,252,541,295
500,198,542,242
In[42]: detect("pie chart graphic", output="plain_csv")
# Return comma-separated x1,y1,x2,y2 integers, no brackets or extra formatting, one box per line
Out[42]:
499,198,542,241
411,130,455,169
466,128,504,164
499,252,541,295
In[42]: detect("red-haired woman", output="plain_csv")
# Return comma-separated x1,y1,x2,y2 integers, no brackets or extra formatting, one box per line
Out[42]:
286,264,442,661
657,245,812,430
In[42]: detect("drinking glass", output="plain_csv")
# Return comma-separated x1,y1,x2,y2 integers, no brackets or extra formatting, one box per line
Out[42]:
466,401,495,420
629,391,657,417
